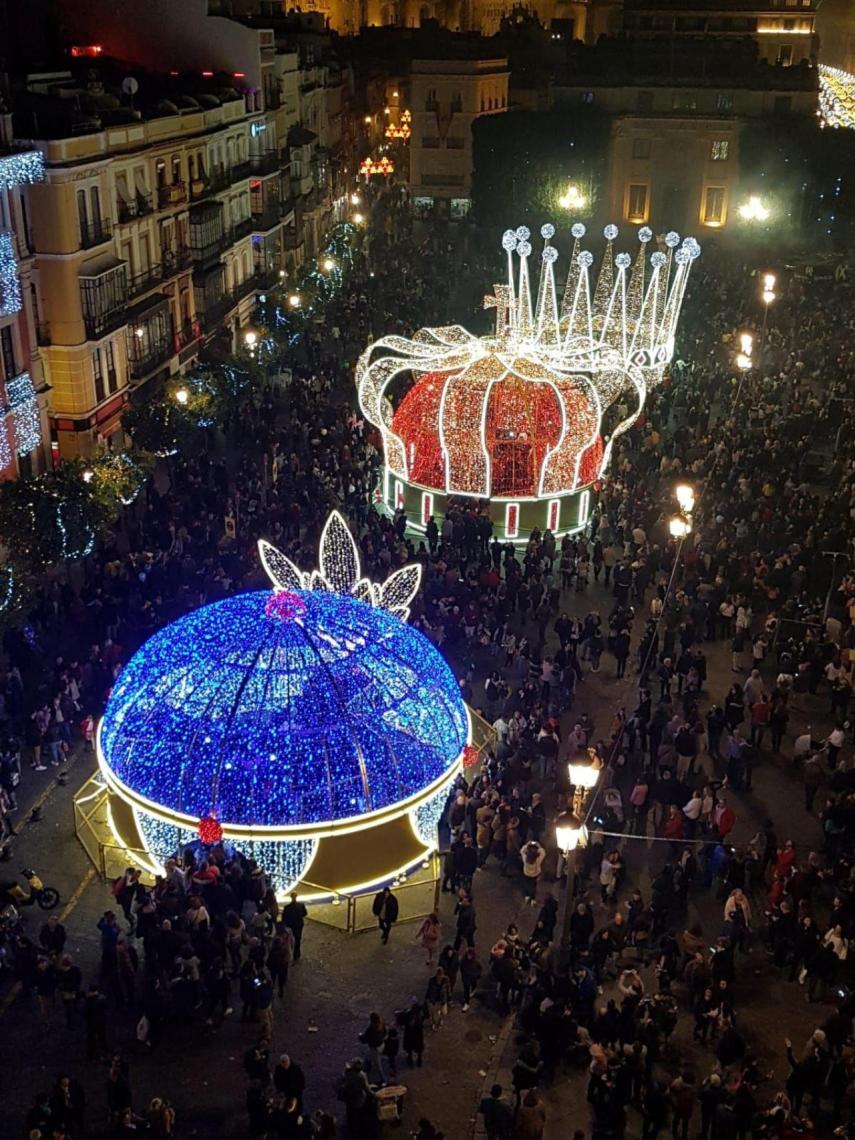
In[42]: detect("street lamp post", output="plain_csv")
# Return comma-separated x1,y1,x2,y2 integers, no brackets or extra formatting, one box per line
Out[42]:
557,750,601,959
559,183,587,212
760,273,776,361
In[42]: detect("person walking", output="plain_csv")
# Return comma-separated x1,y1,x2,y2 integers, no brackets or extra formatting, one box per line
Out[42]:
416,913,441,967
398,997,427,1066
454,892,477,950
359,1011,388,1085
460,946,482,1011
372,886,399,944
425,966,451,1030
522,840,546,905
281,892,307,962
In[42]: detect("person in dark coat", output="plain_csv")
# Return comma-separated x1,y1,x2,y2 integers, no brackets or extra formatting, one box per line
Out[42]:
372,887,399,943
454,892,477,950
281,892,308,961
273,1053,306,1110
397,997,427,1066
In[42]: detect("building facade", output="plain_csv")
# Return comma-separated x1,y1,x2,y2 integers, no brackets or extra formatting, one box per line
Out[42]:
555,78,816,234
0,0,351,463
409,56,509,214
622,1,819,68
0,144,50,478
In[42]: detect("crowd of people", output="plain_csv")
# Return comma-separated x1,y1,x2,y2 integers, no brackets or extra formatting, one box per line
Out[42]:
0,196,853,1140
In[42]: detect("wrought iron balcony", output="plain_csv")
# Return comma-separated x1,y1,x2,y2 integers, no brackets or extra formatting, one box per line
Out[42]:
80,218,112,250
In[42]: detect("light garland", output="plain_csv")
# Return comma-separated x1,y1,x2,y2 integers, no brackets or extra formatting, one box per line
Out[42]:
259,509,422,621
0,150,45,192
0,416,11,472
134,809,319,896
357,221,700,514
818,64,855,130
410,785,450,848
99,507,467,836
0,229,22,318
360,155,395,176
6,371,41,456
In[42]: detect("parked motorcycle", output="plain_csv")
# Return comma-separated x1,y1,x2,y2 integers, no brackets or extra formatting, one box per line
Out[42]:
0,869,60,911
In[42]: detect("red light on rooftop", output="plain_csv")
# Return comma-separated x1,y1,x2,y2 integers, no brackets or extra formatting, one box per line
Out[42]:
234,72,246,79
71,44,104,58
202,70,214,78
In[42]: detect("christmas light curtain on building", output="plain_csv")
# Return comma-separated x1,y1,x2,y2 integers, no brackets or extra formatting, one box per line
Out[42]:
0,229,23,318
6,371,41,456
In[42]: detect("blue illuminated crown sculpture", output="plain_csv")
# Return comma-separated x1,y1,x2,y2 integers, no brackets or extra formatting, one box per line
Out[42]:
97,513,469,899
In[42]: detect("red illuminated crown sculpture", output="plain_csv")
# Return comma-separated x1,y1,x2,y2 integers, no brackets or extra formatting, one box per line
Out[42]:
357,222,700,542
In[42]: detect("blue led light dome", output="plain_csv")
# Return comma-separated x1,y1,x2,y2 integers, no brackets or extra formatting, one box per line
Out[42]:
100,589,468,829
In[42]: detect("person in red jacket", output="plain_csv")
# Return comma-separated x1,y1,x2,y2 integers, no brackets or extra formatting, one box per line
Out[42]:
664,805,685,855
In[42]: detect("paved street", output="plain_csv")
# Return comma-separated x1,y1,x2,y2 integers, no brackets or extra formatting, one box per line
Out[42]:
0,569,833,1138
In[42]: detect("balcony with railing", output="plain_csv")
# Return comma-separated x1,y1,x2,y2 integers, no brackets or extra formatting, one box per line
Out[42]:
197,292,236,333
127,300,174,382
231,160,252,183
231,217,254,242
128,264,164,300
117,194,153,224
250,151,280,176
157,182,188,209
128,337,173,381
174,318,203,357
80,218,113,250
251,205,282,233
161,245,193,277
80,262,129,340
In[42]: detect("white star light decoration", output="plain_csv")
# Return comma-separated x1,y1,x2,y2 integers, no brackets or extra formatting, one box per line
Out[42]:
259,510,422,622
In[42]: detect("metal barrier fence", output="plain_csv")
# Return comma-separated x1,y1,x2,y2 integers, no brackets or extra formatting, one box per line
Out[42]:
306,856,441,934
73,772,155,885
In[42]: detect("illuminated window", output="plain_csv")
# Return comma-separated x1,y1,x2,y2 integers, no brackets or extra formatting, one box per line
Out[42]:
716,93,734,111
93,349,105,404
632,138,652,160
703,186,726,226
505,503,520,539
710,140,729,161
627,184,648,222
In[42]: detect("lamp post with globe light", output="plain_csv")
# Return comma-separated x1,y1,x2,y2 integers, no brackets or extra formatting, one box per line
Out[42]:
557,749,601,954
760,273,776,359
